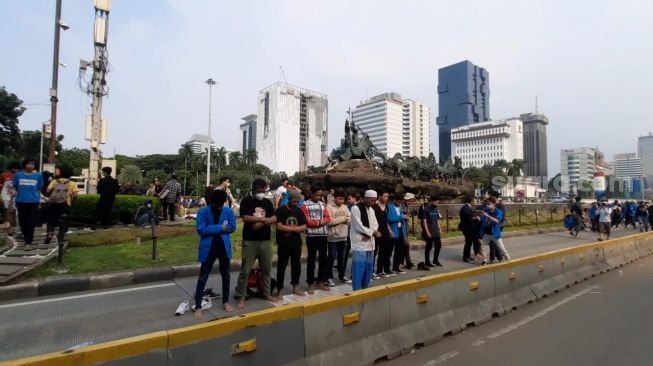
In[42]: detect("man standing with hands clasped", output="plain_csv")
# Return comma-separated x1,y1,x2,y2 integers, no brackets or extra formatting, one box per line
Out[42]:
350,190,381,291
234,179,278,308
301,185,332,293
275,190,307,298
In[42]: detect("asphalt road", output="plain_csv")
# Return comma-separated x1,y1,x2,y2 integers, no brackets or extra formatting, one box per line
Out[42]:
382,244,653,366
0,227,640,361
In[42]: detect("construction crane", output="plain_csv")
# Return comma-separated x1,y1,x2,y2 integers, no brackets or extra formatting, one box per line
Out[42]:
280,66,288,84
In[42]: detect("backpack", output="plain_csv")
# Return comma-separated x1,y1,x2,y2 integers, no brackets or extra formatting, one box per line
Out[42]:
246,268,276,298
564,214,575,230
49,180,69,204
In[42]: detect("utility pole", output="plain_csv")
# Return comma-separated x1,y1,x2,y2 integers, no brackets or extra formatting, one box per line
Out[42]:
83,0,111,193
205,78,216,187
48,0,65,164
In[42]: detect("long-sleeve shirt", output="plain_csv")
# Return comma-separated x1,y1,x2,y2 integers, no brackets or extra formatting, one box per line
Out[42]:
301,199,331,237
327,202,350,242
349,204,379,252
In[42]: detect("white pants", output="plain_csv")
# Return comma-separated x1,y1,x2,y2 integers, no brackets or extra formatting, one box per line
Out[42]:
481,234,510,260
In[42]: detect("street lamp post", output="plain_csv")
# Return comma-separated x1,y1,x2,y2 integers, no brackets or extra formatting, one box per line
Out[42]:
39,121,52,172
49,0,67,164
205,78,216,187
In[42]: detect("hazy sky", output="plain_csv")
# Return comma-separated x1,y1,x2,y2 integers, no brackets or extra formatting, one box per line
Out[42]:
2,0,652,175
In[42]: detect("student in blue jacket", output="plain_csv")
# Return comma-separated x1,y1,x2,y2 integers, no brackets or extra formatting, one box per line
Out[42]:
479,197,511,264
193,189,237,317
387,194,409,274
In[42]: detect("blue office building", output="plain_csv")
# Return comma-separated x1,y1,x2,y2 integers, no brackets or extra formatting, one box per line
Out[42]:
436,60,490,159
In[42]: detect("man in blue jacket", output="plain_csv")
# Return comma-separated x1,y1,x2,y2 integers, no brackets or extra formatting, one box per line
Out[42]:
479,197,510,264
388,194,409,274
193,189,237,317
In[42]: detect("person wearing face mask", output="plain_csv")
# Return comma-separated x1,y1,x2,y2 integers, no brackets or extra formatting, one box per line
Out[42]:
274,190,307,298
419,195,443,268
133,199,159,227
234,179,278,309
193,189,237,317
216,176,237,209
96,167,119,229
479,197,510,264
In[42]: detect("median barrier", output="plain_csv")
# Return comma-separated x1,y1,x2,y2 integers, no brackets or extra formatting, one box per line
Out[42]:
0,331,168,366
167,304,305,366
620,236,641,264
302,286,399,366
491,258,538,312
636,232,653,255
384,266,499,354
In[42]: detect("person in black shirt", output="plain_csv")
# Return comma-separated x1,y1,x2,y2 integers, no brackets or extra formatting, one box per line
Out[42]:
373,191,392,277
234,179,278,309
275,190,307,298
569,196,583,237
459,197,481,262
96,167,119,229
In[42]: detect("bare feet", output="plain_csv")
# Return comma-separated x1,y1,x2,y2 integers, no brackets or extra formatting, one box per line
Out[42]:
193,309,203,319
318,283,331,291
223,303,234,312
265,295,279,303
292,286,305,297
308,284,317,295
237,299,246,309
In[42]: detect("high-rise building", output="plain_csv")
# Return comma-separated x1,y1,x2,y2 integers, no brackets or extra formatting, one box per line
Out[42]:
638,132,653,188
186,134,214,155
451,118,523,168
613,153,644,197
352,92,403,156
437,60,490,160
256,82,328,175
239,114,257,154
560,147,606,193
402,99,431,157
520,112,548,178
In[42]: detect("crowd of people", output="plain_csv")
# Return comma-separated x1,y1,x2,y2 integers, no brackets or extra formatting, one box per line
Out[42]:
568,197,653,241
191,178,514,318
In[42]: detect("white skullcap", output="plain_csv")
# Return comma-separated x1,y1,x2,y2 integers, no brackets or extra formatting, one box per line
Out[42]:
364,190,378,198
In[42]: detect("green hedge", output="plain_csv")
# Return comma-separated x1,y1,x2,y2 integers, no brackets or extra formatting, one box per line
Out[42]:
70,195,162,225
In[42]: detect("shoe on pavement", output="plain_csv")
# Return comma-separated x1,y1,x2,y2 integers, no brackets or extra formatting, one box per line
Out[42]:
340,277,352,284
372,273,380,280
395,270,407,275
382,273,392,278
191,296,212,311
175,300,190,316
325,279,336,287
203,288,221,299
434,262,443,267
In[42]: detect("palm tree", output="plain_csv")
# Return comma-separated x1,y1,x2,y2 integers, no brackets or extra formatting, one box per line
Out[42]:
507,159,526,191
228,151,243,169
493,159,509,172
244,148,258,167
118,165,143,187
215,147,228,177
178,143,194,195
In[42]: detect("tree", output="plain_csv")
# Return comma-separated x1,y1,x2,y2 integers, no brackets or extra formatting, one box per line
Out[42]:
228,151,243,168
0,86,25,155
215,147,228,171
58,147,90,176
118,164,143,186
493,159,509,172
178,143,194,194
15,130,63,166
244,149,258,167
507,159,526,189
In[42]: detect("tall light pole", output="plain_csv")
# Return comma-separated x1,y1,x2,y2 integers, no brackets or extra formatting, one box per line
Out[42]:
39,121,52,172
205,78,216,187
49,0,68,164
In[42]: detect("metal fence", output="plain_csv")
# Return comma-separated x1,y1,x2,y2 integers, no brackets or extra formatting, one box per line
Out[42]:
405,203,568,236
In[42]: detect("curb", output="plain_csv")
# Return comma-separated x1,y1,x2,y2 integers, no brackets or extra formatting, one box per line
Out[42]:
0,227,566,302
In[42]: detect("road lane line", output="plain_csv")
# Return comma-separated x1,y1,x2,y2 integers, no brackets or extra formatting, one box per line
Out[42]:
0,283,176,309
486,286,597,340
423,351,460,365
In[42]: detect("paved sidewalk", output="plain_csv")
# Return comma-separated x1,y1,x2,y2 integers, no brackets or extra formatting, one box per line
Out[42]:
0,229,61,284
0,227,640,361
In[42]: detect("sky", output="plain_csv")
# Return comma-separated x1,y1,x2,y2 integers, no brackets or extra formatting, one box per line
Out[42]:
2,0,653,176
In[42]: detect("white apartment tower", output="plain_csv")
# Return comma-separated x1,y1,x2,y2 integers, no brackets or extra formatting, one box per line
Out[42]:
450,118,524,168
559,147,605,193
351,93,404,156
402,99,431,157
256,82,328,175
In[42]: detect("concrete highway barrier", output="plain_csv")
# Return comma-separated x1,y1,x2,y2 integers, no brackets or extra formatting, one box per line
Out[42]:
2,231,652,366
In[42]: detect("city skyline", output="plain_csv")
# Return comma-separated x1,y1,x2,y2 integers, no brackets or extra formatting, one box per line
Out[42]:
2,0,653,176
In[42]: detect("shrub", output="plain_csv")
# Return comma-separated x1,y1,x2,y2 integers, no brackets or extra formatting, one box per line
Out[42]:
70,195,162,224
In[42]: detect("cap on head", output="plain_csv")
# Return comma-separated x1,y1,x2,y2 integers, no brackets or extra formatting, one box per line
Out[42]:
404,193,415,201
364,190,378,199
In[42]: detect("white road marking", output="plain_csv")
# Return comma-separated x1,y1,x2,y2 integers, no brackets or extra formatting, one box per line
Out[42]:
589,291,603,294
486,286,597,340
423,351,460,365
472,339,485,346
0,283,176,309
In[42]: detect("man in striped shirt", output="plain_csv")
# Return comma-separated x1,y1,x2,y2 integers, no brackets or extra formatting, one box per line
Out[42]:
301,185,332,293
